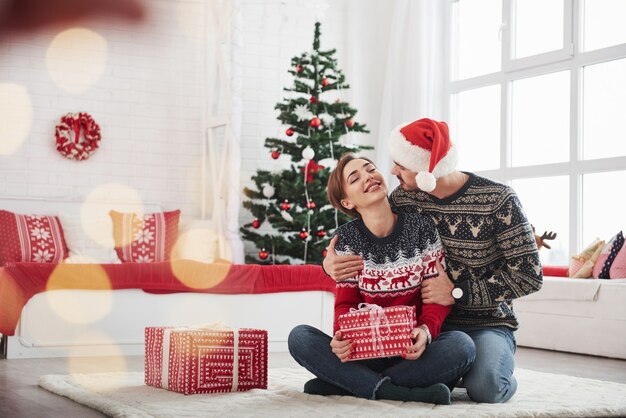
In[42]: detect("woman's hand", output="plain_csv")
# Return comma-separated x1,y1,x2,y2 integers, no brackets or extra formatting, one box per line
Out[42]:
421,260,455,306
322,236,363,281
403,328,428,360
330,331,352,362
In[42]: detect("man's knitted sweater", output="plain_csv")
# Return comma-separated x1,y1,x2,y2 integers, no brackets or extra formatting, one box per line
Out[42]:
390,172,543,329
333,212,450,340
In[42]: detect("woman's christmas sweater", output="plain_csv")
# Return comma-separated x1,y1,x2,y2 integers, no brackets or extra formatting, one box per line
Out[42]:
390,172,543,330
333,212,450,340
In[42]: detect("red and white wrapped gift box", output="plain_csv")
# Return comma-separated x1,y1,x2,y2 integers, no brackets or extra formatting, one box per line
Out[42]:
145,325,268,395
338,303,417,361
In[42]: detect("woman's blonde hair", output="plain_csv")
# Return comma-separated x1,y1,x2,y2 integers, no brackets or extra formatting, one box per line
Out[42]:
327,153,376,219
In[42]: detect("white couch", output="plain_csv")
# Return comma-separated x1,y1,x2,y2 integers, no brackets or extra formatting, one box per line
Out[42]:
0,197,335,358
515,276,626,359
3,289,334,358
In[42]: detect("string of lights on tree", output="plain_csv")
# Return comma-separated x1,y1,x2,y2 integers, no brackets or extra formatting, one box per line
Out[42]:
240,21,371,265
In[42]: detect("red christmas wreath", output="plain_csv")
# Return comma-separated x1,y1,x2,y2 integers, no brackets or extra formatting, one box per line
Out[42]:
55,112,101,161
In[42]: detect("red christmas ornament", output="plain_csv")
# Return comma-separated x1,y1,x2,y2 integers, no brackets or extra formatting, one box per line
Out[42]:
302,159,325,183
280,200,291,211
251,218,261,229
295,65,303,73
321,78,329,87
306,200,316,209
286,128,294,137
310,96,318,104
299,228,309,240
322,248,328,257
345,119,355,128
317,228,326,237
309,117,321,128
271,150,280,159
258,248,269,260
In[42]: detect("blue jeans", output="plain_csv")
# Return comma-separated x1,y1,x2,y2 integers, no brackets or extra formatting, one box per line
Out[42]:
442,324,517,403
288,324,475,400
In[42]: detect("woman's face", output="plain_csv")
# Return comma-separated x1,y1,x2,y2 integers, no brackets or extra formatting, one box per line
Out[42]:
340,158,388,213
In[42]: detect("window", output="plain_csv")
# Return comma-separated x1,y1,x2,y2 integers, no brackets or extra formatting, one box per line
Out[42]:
512,176,569,266
582,58,626,160
583,0,626,51
582,170,626,246
449,0,626,265
511,71,570,166
514,0,564,58
455,85,501,171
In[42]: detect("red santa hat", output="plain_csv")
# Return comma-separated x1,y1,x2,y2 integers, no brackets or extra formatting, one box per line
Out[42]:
388,118,457,192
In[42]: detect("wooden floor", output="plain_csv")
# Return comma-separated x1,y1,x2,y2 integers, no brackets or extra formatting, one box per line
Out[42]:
1,347,625,417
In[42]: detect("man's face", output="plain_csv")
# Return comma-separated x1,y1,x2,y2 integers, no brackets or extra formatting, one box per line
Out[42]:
391,162,418,191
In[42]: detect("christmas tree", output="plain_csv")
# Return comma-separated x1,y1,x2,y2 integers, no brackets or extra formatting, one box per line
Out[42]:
241,22,372,265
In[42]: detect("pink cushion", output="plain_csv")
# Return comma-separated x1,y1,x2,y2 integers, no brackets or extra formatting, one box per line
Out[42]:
109,210,181,263
592,231,624,279
0,210,68,265
609,240,626,279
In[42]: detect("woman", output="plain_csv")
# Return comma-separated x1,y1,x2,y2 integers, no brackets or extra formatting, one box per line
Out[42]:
288,153,476,405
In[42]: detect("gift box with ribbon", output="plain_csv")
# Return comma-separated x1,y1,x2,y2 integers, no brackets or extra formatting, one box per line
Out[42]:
144,325,268,395
338,303,417,361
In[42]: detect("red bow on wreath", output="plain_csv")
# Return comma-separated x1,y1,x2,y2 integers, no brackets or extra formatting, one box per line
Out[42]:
55,112,101,161
302,159,325,183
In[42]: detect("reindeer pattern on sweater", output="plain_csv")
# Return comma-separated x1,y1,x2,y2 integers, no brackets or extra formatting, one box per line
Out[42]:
390,172,543,329
333,212,450,339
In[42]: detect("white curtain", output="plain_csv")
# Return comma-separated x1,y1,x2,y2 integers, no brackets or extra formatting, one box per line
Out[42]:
376,0,448,185
204,0,244,263
226,0,245,263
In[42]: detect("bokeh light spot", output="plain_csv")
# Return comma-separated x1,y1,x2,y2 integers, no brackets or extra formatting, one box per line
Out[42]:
170,258,232,290
83,183,144,248
46,28,107,94
46,264,112,324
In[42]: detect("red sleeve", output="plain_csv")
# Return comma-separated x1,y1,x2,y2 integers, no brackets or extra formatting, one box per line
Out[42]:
417,244,450,340
417,301,450,341
333,280,362,334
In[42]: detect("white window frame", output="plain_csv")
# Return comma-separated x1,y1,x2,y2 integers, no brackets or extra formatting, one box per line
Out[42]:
447,0,626,258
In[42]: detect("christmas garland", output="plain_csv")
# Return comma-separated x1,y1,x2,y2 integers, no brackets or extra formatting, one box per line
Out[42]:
55,112,101,161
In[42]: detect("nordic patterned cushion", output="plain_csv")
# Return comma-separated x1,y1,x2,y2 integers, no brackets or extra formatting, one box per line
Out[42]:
109,209,181,263
592,231,624,279
609,239,626,279
0,209,68,265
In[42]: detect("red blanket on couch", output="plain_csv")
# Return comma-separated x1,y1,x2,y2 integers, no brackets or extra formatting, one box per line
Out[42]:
0,261,335,336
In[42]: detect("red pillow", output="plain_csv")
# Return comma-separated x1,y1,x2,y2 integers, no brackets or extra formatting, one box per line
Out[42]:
0,210,68,265
109,210,180,263
542,265,569,277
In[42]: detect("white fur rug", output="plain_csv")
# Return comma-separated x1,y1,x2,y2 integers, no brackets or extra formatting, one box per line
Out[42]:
39,367,626,417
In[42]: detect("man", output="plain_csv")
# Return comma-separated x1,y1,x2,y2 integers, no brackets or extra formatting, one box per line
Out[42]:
323,118,543,403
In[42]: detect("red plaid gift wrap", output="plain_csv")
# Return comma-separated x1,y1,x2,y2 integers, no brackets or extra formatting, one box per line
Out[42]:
338,303,417,361
145,325,268,395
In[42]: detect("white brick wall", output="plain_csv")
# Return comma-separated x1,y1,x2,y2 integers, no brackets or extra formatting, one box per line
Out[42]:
1,0,385,259
0,0,205,217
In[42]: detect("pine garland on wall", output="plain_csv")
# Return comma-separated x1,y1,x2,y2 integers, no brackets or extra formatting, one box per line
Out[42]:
241,22,372,265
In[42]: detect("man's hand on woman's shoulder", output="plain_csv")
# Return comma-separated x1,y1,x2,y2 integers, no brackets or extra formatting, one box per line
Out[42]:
322,235,363,281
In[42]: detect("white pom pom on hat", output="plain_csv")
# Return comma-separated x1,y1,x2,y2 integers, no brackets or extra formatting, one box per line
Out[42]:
416,171,437,192
388,118,458,192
